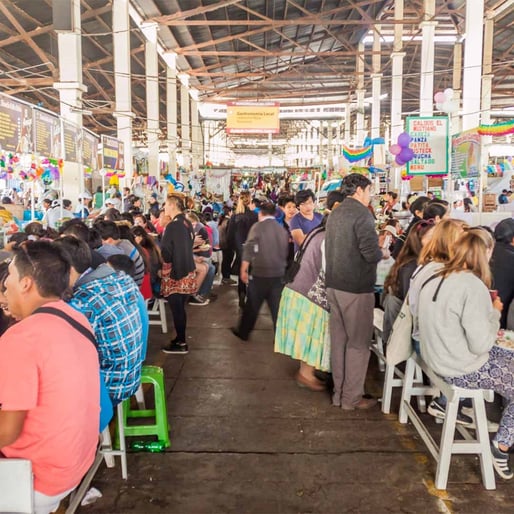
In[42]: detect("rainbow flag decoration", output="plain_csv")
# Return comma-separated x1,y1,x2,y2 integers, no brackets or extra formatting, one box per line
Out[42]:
342,145,373,163
478,119,514,136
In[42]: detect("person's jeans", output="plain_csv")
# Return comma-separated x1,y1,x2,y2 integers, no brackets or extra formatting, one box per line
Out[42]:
199,261,216,298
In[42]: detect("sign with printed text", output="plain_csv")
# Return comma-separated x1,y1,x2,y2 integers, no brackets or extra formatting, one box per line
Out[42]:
0,95,33,153
406,116,449,175
83,129,99,169
451,128,481,178
34,109,61,158
101,135,124,171
226,102,280,134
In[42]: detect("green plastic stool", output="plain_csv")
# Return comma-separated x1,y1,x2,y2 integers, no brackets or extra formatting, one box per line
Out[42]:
117,365,171,449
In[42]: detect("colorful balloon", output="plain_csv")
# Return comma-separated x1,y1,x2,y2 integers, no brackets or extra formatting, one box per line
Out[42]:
398,132,411,147
389,144,402,155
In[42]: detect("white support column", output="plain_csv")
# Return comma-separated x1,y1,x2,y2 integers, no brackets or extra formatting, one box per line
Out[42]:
390,0,405,145
462,0,485,130
355,41,366,146
166,55,178,178
419,0,437,116
113,0,134,184
53,0,85,202
268,133,273,167
180,76,191,170
327,123,334,169
371,25,382,139
451,42,463,134
356,90,366,146
142,22,159,179
191,97,201,171
344,104,351,143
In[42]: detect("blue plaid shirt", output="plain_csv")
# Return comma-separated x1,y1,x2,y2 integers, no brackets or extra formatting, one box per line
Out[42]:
69,268,144,402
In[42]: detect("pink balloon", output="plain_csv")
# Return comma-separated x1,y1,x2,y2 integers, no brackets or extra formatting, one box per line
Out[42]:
398,132,411,147
434,91,446,103
389,144,402,155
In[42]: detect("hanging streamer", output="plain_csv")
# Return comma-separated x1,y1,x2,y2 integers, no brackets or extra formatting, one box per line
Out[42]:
478,120,514,136
342,145,373,163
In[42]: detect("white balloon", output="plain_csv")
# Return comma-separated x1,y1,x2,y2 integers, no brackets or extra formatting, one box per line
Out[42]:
435,102,444,111
444,88,454,100
441,101,452,113
447,99,459,113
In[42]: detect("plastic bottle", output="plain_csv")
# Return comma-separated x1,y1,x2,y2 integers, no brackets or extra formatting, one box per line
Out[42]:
130,440,166,452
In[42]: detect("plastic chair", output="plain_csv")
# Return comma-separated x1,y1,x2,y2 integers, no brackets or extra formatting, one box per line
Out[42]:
0,459,33,513
146,298,168,334
117,365,171,448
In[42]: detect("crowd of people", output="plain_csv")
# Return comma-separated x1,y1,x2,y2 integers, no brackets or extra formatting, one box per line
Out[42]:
1,173,514,511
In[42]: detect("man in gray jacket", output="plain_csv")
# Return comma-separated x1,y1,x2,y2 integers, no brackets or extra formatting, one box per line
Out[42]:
326,173,385,410
232,201,289,341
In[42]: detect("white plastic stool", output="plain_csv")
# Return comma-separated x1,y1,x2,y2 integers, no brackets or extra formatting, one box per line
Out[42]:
146,298,168,334
0,459,33,513
371,308,386,372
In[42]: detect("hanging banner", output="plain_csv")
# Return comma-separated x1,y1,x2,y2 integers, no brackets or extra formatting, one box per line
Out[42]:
34,109,61,158
226,101,280,134
0,95,33,153
451,129,481,178
205,168,231,199
83,129,99,169
101,135,124,171
62,121,79,162
406,116,449,175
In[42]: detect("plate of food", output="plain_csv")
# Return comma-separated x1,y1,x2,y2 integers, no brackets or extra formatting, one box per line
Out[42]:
496,330,514,350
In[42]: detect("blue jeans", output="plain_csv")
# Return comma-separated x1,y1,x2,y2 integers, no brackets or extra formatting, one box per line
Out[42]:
199,261,215,297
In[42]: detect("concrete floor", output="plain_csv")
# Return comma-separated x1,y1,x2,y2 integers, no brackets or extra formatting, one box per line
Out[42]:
80,283,514,513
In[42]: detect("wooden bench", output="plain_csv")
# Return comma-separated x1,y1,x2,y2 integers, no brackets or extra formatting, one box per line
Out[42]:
399,352,495,490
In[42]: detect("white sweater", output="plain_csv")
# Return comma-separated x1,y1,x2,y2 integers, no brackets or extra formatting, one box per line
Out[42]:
418,271,500,378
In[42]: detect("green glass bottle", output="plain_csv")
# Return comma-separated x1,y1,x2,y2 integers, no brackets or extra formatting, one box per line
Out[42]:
130,440,166,452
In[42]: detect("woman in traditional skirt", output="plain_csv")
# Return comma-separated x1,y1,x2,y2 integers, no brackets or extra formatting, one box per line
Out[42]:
274,192,344,391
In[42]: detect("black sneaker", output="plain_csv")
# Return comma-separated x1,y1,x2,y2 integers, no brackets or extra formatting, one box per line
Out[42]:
162,342,189,354
221,278,236,285
427,397,473,426
491,440,514,479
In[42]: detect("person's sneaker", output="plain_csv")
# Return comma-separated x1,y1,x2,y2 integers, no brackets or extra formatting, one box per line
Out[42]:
189,295,210,306
491,440,514,479
222,278,236,285
162,342,189,354
230,327,249,342
460,407,500,432
341,395,378,411
427,398,474,426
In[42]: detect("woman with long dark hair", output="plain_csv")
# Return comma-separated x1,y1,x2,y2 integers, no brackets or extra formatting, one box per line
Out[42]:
160,194,196,354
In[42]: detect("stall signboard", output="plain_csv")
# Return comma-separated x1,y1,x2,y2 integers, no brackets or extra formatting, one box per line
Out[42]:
101,135,124,171
34,109,59,158
226,102,280,134
83,129,99,169
406,116,449,175
451,128,481,178
0,94,33,153
62,121,79,162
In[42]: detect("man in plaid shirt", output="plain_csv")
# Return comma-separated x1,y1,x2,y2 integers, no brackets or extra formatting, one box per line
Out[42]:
56,237,145,405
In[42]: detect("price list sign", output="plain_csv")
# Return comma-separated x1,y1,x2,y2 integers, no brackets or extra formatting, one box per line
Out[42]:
406,116,449,175
83,130,99,169
63,121,79,162
0,95,33,153
101,135,124,171
34,109,60,158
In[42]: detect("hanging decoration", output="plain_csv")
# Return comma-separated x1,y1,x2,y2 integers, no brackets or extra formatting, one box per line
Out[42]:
434,88,459,114
477,120,514,136
389,132,414,166
164,174,185,192
342,145,373,162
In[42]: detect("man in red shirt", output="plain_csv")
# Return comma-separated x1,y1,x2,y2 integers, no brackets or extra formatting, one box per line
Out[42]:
0,241,100,513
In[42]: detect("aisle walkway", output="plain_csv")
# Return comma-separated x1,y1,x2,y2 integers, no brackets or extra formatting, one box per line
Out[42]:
83,284,513,513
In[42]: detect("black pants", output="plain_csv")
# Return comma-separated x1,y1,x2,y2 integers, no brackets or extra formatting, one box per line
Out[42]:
237,276,284,339
167,293,189,342
221,248,234,279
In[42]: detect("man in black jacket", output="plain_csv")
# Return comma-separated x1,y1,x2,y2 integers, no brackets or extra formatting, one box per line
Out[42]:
325,174,385,410
232,202,289,342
